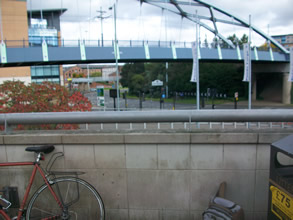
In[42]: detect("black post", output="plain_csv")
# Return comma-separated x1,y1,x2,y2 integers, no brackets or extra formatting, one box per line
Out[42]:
123,92,128,110
201,95,205,109
139,91,142,110
113,97,116,111
173,92,176,110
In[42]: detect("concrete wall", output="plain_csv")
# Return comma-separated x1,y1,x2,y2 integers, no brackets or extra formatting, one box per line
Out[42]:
0,132,291,220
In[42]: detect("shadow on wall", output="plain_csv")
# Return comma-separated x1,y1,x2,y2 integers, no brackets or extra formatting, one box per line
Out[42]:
257,73,283,102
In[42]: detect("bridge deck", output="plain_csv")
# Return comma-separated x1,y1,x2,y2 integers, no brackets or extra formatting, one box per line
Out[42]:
0,41,289,67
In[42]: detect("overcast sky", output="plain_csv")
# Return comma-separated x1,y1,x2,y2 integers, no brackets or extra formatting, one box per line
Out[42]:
27,0,293,46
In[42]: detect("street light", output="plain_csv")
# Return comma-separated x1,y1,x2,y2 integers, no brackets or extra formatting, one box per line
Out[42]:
109,3,120,111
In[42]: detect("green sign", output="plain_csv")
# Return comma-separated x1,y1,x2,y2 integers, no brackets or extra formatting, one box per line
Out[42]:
96,86,104,107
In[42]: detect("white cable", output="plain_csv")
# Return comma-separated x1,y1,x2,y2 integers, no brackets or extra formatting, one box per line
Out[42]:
88,0,92,42
159,8,164,42
137,4,142,41
40,0,43,21
165,0,168,42
76,0,82,40
179,17,183,43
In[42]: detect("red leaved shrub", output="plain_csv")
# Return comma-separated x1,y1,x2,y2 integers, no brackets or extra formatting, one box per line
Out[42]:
0,81,92,130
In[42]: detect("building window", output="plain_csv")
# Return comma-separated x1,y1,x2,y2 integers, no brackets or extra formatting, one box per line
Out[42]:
31,65,60,84
281,36,286,43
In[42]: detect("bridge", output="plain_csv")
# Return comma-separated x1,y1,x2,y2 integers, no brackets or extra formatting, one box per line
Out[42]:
0,1,292,219
0,39,289,67
0,0,290,67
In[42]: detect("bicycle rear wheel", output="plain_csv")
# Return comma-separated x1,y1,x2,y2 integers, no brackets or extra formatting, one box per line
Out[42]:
26,177,105,220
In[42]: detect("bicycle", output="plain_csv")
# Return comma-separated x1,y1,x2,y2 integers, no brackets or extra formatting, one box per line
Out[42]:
0,145,105,220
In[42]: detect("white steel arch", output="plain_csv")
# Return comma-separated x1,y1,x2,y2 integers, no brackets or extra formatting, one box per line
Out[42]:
139,0,289,54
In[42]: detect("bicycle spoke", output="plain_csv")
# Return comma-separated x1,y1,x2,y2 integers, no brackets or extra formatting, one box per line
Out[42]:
26,177,105,220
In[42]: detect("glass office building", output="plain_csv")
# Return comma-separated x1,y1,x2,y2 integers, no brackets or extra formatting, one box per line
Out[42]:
28,19,60,84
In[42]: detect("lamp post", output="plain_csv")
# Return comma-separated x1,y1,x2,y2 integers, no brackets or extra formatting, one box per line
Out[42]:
109,3,120,111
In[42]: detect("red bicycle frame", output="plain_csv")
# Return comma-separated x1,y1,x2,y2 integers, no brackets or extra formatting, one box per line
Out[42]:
0,161,63,220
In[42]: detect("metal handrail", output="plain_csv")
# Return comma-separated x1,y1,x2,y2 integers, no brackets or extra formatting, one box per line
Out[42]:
2,39,275,52
1,110,293,126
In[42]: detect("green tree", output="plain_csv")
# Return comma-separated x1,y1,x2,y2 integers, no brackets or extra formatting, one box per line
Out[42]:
90,72,102,77
221,34,249,48
120,61,246,98
130,74,145,95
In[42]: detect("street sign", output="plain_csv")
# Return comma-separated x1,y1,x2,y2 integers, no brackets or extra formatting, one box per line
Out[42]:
152,79,163,86
96,86,104,107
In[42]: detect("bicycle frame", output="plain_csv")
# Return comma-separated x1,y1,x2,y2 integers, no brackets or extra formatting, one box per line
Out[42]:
0,161,63,220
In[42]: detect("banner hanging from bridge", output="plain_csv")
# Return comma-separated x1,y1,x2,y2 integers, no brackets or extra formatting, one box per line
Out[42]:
190,42,198,83
289,47,293,82
243,43,251,82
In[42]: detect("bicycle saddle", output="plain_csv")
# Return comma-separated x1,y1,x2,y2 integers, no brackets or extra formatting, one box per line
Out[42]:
25,145,55,154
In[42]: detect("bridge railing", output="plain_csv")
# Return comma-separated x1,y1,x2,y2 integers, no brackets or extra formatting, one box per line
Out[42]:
3,39,278,52
1,109,293,133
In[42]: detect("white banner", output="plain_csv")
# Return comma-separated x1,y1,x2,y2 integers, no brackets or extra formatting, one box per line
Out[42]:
42,39,48,62
289,47,293,82
0,41,7,64
190,41,198,83
243,43,251,82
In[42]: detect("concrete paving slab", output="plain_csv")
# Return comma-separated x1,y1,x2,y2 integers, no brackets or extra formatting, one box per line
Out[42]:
63,144,95,169
191,133,258,144
6,145,34,163
0,145,7,162
62,134,124,144
106,209,128,220
127,170,190,210
191,144,224,169
82,169,128,210
158,144,190,170
129,209,159,220
4,135,62,145
254,170,269,212
256,144,271,170
126,144,157,169
94,144,125,169
125,133,190,144
258,133,291,144
223,144,257,170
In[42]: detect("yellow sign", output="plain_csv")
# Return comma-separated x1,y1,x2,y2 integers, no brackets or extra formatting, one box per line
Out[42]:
270,185,293,220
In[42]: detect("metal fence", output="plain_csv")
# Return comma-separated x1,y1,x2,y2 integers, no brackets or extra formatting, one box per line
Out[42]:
3,39,277,52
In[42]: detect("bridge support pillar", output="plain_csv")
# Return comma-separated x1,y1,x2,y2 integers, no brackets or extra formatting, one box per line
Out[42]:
282,73,291,104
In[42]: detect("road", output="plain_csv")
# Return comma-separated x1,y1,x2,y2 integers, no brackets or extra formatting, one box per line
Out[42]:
84,90,293,111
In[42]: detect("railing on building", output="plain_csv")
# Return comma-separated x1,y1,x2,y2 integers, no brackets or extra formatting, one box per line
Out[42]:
2,39,280,53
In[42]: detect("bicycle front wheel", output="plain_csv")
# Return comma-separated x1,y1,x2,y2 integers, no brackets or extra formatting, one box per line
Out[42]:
26,177,105,220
